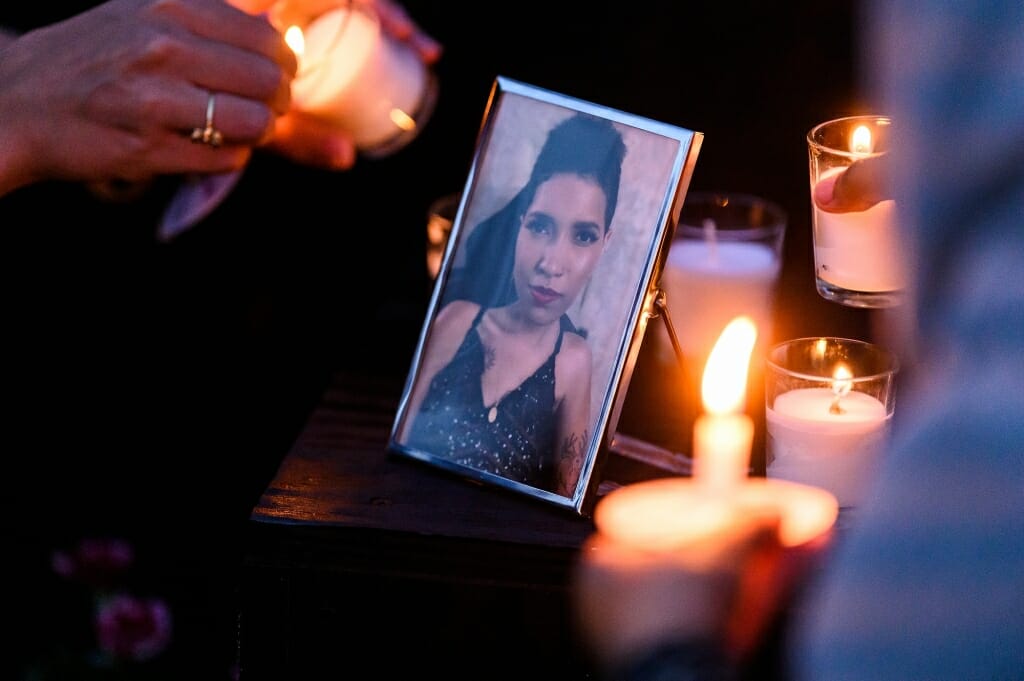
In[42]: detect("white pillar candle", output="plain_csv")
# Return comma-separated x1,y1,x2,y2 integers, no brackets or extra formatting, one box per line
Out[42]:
663,240,780,360
766,387,890,508
288,6,429,150
813,167,906,292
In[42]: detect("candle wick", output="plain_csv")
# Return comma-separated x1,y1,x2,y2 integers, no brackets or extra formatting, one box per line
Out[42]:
829,394,845,415
703,217,718,263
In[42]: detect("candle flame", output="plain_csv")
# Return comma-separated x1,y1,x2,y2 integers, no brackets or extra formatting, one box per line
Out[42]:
701,316,758,415
829,363,853,414
389,108,417,132
851,125,872,155
284,25,305,57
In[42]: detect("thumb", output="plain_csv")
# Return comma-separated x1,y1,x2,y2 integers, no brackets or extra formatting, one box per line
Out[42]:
814,155,890,213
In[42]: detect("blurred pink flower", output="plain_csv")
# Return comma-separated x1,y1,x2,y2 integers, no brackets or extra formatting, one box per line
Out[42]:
52,537,134,587
95,594,173,662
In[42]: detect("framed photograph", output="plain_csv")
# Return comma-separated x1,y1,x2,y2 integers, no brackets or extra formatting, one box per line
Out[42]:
389,77,702,515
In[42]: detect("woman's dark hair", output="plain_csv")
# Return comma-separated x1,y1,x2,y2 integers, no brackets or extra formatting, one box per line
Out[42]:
447,113,627,308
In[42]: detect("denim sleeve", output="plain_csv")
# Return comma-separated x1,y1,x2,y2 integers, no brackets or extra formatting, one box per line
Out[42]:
791,2,1024,680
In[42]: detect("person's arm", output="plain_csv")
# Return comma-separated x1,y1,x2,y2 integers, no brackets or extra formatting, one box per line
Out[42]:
572,517,787,681
0,0,296,197
793,3,1024,679
552,333,592,497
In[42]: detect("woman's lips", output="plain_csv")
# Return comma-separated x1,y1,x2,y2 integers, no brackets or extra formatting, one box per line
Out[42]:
529,285,562,305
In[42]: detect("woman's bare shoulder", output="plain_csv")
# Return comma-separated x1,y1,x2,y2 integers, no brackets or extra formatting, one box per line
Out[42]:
427,299,481,350
435,299,480,327
556,331,593,375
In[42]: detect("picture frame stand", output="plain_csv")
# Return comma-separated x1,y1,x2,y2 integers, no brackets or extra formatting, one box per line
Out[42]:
598,288,695,494
652,289,686,374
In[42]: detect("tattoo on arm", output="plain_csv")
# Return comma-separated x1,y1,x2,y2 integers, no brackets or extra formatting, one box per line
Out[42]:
557,429,588,492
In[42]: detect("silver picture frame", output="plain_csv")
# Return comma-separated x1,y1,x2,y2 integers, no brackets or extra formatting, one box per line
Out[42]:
389,76,702,515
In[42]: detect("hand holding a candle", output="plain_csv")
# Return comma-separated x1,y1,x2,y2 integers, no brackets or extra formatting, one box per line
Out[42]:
573,513,785,674
234,0,442,170
573,317,839,676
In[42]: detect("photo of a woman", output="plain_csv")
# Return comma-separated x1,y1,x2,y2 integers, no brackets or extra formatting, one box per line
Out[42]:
400,113,625,496
391,79,699,511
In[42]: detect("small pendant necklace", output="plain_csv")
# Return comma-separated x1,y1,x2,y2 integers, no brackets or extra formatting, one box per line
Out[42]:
486,386,516,423
481,310,548,424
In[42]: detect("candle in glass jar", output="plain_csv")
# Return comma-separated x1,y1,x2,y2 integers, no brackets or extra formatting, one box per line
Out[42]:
664,239,780,358
766,382,890,508
811,123,906,293
286,5,429,150
813,171,904,292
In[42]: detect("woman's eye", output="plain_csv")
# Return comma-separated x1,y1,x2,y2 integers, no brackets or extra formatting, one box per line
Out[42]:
525,216,552,235
575,228,600,245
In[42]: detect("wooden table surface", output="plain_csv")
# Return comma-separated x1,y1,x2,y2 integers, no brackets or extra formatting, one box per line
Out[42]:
240,361,813,680
241,370,623,679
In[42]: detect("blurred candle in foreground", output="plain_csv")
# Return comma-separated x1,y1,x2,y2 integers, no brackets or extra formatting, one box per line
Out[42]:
594,317,839,551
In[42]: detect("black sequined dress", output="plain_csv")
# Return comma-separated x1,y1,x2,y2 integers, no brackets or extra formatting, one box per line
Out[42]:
406,306,576,492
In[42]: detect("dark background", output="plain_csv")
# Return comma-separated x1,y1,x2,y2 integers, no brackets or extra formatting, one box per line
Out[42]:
4,1,874,678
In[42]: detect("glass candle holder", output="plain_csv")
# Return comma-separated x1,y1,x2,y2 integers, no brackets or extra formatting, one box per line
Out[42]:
274,0,438,158
661,191,787,363
656,192,786,460
765,337,899,510
807,115,906,307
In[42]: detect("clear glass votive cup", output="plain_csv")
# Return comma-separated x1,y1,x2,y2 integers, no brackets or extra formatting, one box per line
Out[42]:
656,191,786,461
807,115,906,308
660,191,787,364
273,0,439,158
765,337,898,510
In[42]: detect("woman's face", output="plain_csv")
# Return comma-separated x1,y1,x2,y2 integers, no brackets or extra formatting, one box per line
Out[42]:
512,172,610,326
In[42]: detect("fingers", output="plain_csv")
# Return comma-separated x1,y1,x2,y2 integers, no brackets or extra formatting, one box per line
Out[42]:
266,111,357,170
573,533,740,669
144,0,294,114
724,525,790,658
814,156,890,213
89,76,275,147
374,0,443,63
573,512,786,669
170,38,293,114
68,124,253,184
153,0,297,77
181,90,276,145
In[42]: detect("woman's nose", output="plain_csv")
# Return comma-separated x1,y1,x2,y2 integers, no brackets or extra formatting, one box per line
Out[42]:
536,239,569,276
